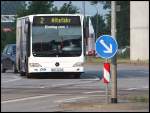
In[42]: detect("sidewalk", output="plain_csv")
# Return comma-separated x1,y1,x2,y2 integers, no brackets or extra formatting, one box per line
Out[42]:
59,90,149,112
60,101,149,112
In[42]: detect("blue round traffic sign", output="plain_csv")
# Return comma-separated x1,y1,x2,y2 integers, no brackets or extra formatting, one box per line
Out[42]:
95,35,118,59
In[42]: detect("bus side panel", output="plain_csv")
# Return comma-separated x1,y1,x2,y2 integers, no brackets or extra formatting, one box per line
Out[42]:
16,19,21,71
16,18,29,73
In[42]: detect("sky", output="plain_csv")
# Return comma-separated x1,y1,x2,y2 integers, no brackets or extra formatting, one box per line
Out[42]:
53,1,109,16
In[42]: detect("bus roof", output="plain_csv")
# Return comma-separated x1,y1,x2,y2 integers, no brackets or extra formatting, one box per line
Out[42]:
17,14,83,20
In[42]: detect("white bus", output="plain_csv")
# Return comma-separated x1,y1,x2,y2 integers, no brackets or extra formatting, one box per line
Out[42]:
16,14,85,78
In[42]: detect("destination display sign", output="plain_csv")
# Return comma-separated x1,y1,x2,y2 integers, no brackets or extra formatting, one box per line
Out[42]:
33,16,81,26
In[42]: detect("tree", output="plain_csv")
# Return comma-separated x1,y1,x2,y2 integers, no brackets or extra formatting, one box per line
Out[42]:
27,1,54,14
105,12,111,34
90,1,130,47
17,1,56,17
1,28,16,51
58,1,79,14
91,14,107,39
16,2,29,17
90,1,110,39
17,1,79,16
116,1,130,47
90,1,111,9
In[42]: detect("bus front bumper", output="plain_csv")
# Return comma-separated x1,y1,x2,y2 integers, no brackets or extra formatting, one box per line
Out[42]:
28,67,84,73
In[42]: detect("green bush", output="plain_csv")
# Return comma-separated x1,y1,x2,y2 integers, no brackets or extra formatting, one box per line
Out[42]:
1,30,16,51
117,48,130,59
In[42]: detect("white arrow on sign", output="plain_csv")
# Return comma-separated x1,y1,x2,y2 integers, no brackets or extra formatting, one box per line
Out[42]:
100,39,112,53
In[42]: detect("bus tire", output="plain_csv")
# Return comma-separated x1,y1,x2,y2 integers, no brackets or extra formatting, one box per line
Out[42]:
12,63,18,73
27,73,32,78
1,63,6,73
20,72,25,76
74,74,80,79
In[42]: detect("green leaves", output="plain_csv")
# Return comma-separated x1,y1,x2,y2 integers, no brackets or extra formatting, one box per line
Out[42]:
90,1,130,47
58,1,79,14
91,14,107,38
17,1,79,17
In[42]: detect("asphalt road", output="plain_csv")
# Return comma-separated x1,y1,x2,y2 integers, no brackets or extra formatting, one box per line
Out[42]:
1,63,149,112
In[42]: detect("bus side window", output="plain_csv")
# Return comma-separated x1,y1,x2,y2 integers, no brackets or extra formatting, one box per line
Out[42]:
27,22,30,57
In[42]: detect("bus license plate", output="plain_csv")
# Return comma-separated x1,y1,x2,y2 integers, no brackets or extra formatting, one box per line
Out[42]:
51,68,63,72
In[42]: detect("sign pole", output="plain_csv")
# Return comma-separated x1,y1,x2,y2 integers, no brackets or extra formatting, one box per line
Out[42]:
95,34,118,104
111,1,117,103
106,82,109,104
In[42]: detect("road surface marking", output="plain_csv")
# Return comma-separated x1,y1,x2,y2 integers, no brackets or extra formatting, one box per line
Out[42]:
124,86,149,91
83,91,105,94
1,94,63,104
51,81,96,87
142,86,149,89
2,75,21,83
2,78,21,83
138,71,149,74
126,88,137,90
55,96,88,103
84,78,100,81
55,95,106,103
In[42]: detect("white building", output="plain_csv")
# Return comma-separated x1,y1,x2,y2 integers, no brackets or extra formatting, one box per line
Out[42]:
130,1,149,61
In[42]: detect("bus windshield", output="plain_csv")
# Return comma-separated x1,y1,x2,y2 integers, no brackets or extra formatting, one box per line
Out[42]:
32,16,82,57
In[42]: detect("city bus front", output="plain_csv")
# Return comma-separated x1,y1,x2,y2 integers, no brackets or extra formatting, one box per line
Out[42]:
28,15,84,76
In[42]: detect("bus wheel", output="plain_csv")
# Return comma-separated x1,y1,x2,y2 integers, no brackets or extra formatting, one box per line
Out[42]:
20,72,25,76
27,73,32,78
1,63,6,73
12,63,18,73
73,73,81,79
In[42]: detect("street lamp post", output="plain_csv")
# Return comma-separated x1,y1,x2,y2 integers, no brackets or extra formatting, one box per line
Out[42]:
111,1,117,103
95,4,99,39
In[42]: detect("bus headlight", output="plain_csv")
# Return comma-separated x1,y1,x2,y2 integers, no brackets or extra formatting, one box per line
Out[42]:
29,63,42,67
73,62,83,67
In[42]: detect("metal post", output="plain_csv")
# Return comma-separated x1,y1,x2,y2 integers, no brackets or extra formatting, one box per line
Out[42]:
106,83,109,103
111,1,117,103
82,1,85,33
83,1,85,17
96,8,98,39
